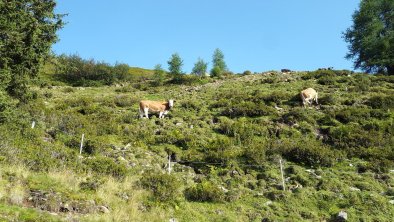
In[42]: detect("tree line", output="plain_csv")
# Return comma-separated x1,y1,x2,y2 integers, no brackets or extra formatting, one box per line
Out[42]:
0,0,393,104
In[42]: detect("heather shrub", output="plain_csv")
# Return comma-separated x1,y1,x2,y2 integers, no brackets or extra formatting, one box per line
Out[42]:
185,180,225,202
140,172,181,202
366,95,394,109
84,156,127,179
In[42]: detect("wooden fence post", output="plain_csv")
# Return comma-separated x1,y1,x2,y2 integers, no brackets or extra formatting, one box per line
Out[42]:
280,159,286,191
79,134,85,155
168,154,171,174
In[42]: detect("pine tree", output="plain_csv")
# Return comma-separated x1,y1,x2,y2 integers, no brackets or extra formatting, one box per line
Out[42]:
0,0,64,101
191,58,208,77
210,48,228,77
343,0,394,75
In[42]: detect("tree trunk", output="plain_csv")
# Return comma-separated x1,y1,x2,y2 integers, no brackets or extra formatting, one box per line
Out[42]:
387,66,394,75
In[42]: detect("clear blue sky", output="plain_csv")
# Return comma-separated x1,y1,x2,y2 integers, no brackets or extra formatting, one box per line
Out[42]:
53,0,360,73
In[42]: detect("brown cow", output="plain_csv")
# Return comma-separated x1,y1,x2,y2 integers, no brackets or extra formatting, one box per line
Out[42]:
139,99,174,119
300,88,318,107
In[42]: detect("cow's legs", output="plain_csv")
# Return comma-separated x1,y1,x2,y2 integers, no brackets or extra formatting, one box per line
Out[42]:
315,94,318,105
159,111,164,119
301,93,307,107
139,109,144,118
144,108,149,119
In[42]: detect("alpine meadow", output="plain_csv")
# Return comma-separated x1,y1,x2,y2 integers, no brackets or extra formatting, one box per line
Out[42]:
0,1,394,222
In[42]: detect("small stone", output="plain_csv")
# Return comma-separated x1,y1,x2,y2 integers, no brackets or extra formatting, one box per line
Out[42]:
99,206,110,214
215,209,224,215
265,201,273,206
389,200,394,205
349,187,360,192
337,211,347,221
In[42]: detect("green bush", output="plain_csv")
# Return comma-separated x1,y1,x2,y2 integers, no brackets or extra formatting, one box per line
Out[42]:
326,124,379,149
54,54,138,86
203,135,241,164
0,90,17,123
79,177,105,191
366,95,394,109
140,172,181,202
84,156,128,179
333,107,371,124
273,138,338,167
184,180,225,202
221,101,277,118
353,74,371,92
318,94,337,105
317,76,336,85
180,99,202,111
114,95,138,107
301,70,336,80
253,91,292,105
54,54,114,86
281,108,316,125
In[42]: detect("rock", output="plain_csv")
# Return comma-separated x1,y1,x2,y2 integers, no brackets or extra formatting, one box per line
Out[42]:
305,169,315,173
230,170,239,177
265,200,273,206
219,186,229,193
117,156,126,162
60,203,73,212
99,206,110,214
124,143,131,149
349,187,360,192
169,218,177,222
389,200,394,205
337,211,347,221
86,200,95,207
215,209,224,215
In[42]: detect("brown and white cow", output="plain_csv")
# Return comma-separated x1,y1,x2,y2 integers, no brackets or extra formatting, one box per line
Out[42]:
139,99,174,119
300,88,318,107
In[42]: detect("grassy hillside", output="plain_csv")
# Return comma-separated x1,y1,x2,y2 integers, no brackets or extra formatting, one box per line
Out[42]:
0,68,393,221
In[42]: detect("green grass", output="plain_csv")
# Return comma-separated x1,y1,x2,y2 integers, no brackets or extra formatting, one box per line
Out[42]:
0,69,393,221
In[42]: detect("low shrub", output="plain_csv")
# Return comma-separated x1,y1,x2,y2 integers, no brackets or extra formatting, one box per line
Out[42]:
318,94,337,105
0,90,17,123
326,124,380,149
352,74,371,92
203,135,241,164
184,180,225,202
114,95,139,107
221,101,277,118
317,76,336,85
272,138,338,167
333,107,370,124
140,172,181,202
79,177,105,191
84,156,128,179
180,99,201,111
281,108,316,125
366,95,394,109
